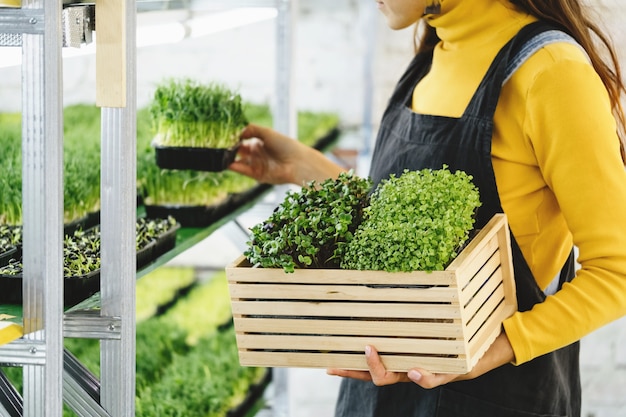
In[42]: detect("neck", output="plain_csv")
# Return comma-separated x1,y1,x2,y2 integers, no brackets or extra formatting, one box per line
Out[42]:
427,0,526,49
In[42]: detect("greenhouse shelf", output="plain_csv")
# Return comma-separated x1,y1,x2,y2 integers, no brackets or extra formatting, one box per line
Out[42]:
0,124,340,320
0,184,272,321
0,0,298,415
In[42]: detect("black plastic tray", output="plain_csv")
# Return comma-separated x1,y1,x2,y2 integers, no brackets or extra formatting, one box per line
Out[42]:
0,222,180,307
0,270,101,307
154,143,240,172
143,183,271,229
136,221,181,267
144,202,228,228
0,246,17,268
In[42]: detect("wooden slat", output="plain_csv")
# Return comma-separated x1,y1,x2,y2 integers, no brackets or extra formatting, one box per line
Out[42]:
467,301,510,360
236,334,465,355
229,283,458,303
459,251,500,305
464,283,505,339
226,256,457,286
455,236,499,290
466,300,517,370
462,268,503,320
447,214,505,271
233,317,463,338
230,301,462,320
237,351,470,374
496,223,517,308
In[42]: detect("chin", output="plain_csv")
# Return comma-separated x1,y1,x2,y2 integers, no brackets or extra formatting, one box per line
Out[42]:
387,20,418,31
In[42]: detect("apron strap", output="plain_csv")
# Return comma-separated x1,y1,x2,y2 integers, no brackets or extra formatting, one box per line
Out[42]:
464,21,578,120
503,30,585,85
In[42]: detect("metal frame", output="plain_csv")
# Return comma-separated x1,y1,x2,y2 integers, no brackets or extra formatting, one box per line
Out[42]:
269,4,296,416
0,0,295,415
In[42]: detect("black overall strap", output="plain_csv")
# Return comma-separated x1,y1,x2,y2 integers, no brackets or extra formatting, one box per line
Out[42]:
463,21,571,121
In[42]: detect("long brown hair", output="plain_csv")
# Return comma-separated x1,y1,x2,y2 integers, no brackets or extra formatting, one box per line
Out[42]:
415,0,626,164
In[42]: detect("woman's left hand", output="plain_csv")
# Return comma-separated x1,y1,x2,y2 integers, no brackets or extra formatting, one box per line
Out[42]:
327,330,515,389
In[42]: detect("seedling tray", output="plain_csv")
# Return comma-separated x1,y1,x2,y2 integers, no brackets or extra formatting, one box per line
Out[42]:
0,247,16,268
0,222,180,306
0,270,100,307
226,213,517,374
153,143,240,172
145,203,228,228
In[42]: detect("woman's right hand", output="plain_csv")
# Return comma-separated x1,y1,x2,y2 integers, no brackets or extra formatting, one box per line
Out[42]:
229,123,345,186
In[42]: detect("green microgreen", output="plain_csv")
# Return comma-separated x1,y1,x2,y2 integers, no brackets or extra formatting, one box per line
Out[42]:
341,166,481,272
149,78,248,149
245,171,373,272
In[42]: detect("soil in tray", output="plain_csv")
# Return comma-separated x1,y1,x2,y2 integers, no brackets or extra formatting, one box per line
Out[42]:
154,143,240,172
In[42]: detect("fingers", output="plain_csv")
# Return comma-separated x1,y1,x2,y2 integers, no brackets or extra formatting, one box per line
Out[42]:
228,160,254,177
364,345,409,386
327,345,460,390
328,346,410,386
239,123,264,140
364,345,388,383
240,123,279,143
407,367,460,389
326,368,373,382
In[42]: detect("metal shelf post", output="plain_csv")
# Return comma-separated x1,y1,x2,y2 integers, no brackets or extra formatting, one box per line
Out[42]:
18,0,64,415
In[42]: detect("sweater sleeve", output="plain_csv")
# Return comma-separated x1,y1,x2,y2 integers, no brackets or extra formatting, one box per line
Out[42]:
502,58,626,365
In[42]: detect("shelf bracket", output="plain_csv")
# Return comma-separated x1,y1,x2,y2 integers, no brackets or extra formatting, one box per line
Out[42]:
0,339,47,366
63,311,121,340
62,4,95,47
0,5,94,47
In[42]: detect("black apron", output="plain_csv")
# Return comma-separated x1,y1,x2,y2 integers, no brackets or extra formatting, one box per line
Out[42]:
334,22,581,417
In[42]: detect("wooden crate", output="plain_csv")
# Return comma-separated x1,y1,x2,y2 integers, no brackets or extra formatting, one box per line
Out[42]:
225,213,517,374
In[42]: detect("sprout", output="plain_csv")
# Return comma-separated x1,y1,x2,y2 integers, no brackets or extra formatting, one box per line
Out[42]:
149,78,248,149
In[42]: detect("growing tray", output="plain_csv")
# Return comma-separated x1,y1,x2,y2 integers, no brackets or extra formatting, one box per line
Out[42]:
153,143,240,172
136,219,181,268
144,203,228,228
226,213,517,374
0,270,100,307
0,221,180,306
0,246,17,268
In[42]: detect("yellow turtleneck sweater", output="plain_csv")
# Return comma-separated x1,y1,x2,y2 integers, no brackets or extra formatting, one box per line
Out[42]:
412,0,626,365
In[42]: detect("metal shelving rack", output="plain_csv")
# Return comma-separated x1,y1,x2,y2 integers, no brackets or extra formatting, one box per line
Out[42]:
0,0,296,415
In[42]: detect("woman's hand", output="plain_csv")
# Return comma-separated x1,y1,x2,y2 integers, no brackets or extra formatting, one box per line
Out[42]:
229,123,345,186
327,330,515,389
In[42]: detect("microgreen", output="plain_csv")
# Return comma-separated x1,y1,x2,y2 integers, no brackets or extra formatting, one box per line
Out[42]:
0,217,179,277
0,105,101,226
245,171,372,272
149,78,248,149
341,166,481,272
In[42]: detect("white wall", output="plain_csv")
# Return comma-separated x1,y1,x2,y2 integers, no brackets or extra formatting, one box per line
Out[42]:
0,2,414,134
0,1,624,126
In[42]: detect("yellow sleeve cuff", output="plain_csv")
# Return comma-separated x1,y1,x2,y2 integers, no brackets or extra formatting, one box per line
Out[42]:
502,313,532,366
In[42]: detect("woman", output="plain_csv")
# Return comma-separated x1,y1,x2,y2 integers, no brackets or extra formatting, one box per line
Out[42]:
229,1,626,416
